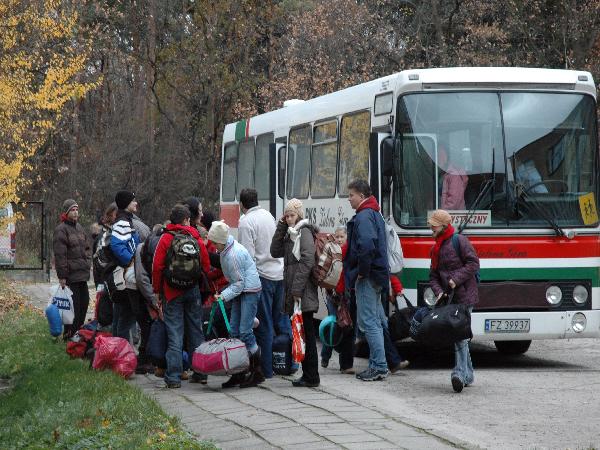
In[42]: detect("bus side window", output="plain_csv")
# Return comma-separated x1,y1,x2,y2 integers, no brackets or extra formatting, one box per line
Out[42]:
311,121,338,198
287,125,311,199
255,133,273,200
222,143,238,201
278,146,286,199
338,111,370,196
238,139,255,195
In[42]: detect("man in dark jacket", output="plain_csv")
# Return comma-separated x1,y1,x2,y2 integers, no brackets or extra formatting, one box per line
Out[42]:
428,209,480,393
345,179,390,381
53,199,92,338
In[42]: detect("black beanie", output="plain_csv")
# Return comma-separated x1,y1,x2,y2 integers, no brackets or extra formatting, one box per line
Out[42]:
115,190,135,210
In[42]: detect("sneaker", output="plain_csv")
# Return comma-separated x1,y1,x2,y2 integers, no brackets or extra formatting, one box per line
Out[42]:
451,375,464,393
321,358,329,368
340,368,355,375
390,360,410,374
189,372,207,384
356,367,389,381
166,382,181,389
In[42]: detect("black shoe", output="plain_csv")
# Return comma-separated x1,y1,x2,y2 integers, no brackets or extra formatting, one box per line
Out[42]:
451,375,464,393
221,372,246,389
189,372,208,384
321,358,329,368
356,367,389,381
135,363,154,375
166,382,181,389
292,377,319,388
239,349,265,388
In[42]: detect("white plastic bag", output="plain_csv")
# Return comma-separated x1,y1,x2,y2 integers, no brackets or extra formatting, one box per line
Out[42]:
385,220,404,274
50,285,74,325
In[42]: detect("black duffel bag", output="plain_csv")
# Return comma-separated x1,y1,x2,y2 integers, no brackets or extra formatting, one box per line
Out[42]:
410,292,472,347
389,295,417,342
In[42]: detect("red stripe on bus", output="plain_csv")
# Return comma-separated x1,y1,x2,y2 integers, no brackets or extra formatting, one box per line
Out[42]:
245,119,250,140
220,204,240,228
400,235,600,259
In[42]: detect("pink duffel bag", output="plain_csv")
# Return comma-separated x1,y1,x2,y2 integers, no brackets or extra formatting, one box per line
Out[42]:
192,338,249,376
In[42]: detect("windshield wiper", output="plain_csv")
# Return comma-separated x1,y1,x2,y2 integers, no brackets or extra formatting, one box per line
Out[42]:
516,185,565,237
457,178,495,233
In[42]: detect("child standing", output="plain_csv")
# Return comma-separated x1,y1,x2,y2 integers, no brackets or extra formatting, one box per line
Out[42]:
208,221,264,389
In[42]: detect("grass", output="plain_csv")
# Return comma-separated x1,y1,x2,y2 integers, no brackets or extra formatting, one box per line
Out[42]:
0,283,216,449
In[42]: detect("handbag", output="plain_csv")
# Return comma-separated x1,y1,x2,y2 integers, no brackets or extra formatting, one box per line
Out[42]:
335,294,353,329
291,299,306,363
50,285,74,325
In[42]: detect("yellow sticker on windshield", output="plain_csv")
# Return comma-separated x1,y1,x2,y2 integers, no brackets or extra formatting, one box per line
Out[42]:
579,192,598,225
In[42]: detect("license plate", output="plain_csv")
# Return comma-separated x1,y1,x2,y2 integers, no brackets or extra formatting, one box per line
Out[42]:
485,319,530,333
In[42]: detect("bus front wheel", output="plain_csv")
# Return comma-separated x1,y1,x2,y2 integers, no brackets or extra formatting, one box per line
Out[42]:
494,340,531,355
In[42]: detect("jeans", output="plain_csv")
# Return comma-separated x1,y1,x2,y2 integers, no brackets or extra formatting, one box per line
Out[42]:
230,292,259,354
320,297,336,363
453,306,474,385
115,289,152,365
65,281,89,336
164,286,205,384
254,278,291,378
301,311,320,384
355,278,387,372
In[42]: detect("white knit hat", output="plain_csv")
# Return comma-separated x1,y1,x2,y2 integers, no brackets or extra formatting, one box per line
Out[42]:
207,220,229,245
284,198,304,219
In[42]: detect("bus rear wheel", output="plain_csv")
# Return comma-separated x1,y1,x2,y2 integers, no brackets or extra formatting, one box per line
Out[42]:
494,340,531,355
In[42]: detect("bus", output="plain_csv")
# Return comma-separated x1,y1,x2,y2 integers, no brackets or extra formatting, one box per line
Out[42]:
219,67,600,354
0,203,16,267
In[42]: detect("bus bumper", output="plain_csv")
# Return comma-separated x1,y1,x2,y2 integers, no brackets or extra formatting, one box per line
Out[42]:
472,310,600,340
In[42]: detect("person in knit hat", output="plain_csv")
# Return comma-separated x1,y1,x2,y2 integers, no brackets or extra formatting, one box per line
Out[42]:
53,198,92,339
270,198,320,387
428,208,479,393
208,220,264,389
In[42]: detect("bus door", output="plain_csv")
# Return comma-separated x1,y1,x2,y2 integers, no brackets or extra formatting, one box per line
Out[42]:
270,141,287,220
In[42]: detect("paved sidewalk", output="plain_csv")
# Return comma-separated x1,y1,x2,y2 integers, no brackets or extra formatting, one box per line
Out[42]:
132,373,462,450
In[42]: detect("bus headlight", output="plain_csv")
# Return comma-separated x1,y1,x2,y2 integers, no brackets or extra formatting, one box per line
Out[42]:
546,286,562,305
572,285,589,304
423,288,436,306
572,313,586,333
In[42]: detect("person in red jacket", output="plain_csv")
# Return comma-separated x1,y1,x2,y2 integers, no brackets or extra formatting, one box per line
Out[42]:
152,204,211,388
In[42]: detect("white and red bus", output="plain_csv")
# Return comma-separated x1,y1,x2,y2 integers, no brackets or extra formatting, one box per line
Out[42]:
220,67,600,353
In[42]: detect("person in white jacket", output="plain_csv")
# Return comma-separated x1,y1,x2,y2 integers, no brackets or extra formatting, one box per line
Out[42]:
238,188,292,379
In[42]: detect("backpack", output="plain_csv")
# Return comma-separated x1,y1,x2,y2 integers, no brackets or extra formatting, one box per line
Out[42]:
163,231,202,289
93,230,118,279
451,234,481,284
311,234,343,290
385,221,404,274
141,227,164,275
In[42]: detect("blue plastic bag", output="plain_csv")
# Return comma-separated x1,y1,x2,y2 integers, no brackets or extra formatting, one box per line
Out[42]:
45,303,63,337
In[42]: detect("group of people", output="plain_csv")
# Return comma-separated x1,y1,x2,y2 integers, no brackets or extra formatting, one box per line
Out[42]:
52,178,480,393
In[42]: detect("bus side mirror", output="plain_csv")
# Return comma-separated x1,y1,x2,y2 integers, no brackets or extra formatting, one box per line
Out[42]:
381,137,396,177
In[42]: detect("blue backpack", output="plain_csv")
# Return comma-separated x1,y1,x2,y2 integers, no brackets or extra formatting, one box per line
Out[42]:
451,234,481,284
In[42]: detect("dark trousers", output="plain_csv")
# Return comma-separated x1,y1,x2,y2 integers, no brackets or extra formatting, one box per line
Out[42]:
336,293,357,370
65,281,90,335
301,311,320,384
113,289,152,364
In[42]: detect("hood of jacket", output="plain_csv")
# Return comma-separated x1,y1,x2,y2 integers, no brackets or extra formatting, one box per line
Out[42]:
356,195,380,213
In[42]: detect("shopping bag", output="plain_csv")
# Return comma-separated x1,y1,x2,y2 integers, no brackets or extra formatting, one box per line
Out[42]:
291,300,305,363
45,303,63,337
50,285,74,325
92,335,137,378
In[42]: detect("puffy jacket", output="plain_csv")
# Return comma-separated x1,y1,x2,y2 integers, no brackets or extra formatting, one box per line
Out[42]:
429,233,480,306
345,196,389,290
219,235,262,301
270,219,319,315
152,223,210,302
53,220,92,283
110,210,140,267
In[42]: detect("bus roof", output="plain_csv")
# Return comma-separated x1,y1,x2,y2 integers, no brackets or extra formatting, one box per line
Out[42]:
223,67,596,143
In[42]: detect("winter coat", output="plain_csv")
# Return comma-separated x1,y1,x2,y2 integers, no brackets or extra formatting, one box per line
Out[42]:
53,220,92,283
429,233,480,306
132,214,151,243
345,196,389,290
134,243,155,306
152,223,211,302
110,210,140,267
270,219,319,315
441,166,468,210
219,235,262,302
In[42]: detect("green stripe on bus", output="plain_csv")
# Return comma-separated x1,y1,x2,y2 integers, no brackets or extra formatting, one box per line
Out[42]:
235,120,246,142
401,267,600,289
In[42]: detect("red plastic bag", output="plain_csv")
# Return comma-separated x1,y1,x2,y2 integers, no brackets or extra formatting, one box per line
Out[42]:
92,335,137,378
291,300,305,363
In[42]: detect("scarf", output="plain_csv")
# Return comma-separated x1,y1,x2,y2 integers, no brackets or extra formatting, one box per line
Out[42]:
356,195,380,213
287,219,309,261
431,224,455,270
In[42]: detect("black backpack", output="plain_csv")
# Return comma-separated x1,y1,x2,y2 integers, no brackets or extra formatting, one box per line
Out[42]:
93,230,117,280
141,227,164,275
163,231,202,289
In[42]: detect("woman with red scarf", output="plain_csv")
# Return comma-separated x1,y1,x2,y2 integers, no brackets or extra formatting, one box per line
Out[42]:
428,209,479,393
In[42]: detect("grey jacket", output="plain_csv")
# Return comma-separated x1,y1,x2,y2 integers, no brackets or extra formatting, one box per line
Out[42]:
132,215,150,243
270,219,319,314
134,243,156,307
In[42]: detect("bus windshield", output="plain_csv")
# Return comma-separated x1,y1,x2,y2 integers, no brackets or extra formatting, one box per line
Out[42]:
393,92,598,228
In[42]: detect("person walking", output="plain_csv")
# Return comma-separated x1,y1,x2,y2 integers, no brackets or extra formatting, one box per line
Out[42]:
427,209,479,393
344,179,390,381
238,188,292,379
53,199,92,338
152,205,211,388
270,199,320,387
207,220,264,388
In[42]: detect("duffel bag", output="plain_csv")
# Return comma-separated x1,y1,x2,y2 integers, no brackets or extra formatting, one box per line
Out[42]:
389,295,417,342
272,334,292,375
411,302,472,347
192,299,249,376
